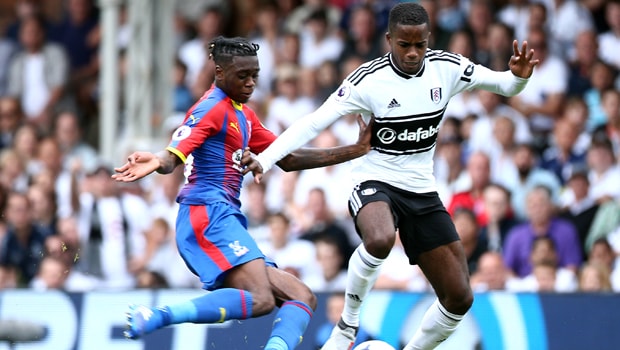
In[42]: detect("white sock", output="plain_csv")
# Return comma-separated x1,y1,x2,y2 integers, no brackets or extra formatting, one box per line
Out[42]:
404,299,464,350
341,244,385,327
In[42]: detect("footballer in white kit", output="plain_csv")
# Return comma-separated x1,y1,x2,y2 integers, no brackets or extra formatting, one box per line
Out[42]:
249,3,538,350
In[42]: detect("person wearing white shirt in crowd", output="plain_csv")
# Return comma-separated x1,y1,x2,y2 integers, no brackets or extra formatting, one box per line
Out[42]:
597,0,620,71
258,212,322,289
298,8,344,70
586,136,620,203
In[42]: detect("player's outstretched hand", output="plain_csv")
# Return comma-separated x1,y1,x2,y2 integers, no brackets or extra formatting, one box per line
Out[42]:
240,147,265,184
508,40,539,79
112,151,160,182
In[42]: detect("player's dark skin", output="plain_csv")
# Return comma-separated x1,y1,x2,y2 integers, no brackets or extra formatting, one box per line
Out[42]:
113,54,373,316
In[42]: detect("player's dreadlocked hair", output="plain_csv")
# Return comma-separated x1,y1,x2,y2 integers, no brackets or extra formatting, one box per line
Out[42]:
388,2,429,34
208,36,260,66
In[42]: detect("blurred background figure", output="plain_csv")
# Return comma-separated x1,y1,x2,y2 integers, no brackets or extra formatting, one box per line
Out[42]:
503,185,583,278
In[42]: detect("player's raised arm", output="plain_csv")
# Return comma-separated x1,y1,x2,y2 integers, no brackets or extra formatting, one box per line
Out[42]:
112,150,183,182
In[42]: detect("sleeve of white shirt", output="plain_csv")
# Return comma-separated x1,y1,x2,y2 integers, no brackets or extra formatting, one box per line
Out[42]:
255,81,369,172
454,55,530,97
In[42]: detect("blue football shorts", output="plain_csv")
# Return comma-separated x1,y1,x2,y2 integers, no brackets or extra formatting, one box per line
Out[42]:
175,202,275,290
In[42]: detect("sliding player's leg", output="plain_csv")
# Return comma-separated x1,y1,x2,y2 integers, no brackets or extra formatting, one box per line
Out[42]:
125,203,277,339
264,266,317,350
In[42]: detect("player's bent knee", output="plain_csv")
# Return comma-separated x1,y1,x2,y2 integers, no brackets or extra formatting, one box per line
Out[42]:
251,290,277,316
442,287,473,315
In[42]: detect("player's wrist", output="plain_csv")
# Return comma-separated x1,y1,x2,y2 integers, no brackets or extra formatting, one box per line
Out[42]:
254,154,272,173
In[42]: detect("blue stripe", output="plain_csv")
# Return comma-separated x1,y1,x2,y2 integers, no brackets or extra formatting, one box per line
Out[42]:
519,294,548,350
470,293,504,350
378,292,422,348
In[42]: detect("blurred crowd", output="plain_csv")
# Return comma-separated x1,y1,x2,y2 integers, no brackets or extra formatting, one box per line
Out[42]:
0,0,619,295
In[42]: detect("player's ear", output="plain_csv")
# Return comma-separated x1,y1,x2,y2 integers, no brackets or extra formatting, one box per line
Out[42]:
214,64,225,81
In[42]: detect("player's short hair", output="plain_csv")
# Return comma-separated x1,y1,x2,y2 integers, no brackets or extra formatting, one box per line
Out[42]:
208,36,259,66
388,2,429,33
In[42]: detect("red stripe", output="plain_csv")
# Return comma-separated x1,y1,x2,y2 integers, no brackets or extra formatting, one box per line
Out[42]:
283,301,313,317
240,290,248,318
189,205,233,270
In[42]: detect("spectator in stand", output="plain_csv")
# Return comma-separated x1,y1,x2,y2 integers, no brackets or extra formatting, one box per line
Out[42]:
508,28,567,141
0,98,23,151
597,0,620,71
4,0,48,42
241,180,271,243
560,96,592,156
298,187,356,256
148,167,184,231
452,208,486,274
486,117,519,186
470,251,513,292
447,151,492,227
337,4,383,64
12,124,40,178
497,0,530,43
593,89,620,157
419,0,454,51
33,137,76,220
284,0,342,36
248,2,283,103
53,110,99,173
258,212,322,289
540,116,587,186
75,165,139,289
469,88,532,147
171,58,195,113
501,142,562,221
507,236,578,292
265,63,317,136
129,217,199,289
566,30,599,98
374,232,429,292
312,233,349,292
548,0,595,61
178,6,224,97
463,0,494,65
0,191,47,286
26,183,57,238
558,169,599,253
503,185,583,278
478,183,518,254
578,262,613,292
314,292,372,349
7,14,70,133
298,7,344,70
48,0,99,117
485,22,517,72
434,134,467,206
293,130,357,218
587,238,620,292
29,255,69,291
586,136,620,204
0,264,18,290
584,60,618,133
0,148,29,193
45,215,100,292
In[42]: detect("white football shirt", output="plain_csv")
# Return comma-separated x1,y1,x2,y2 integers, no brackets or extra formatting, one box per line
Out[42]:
256,50,529,193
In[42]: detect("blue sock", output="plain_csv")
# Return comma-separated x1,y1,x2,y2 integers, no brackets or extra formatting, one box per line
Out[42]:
266,300,313,350
156,288,253,327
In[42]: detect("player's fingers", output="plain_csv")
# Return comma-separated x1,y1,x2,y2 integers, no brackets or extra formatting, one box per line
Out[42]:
254,173,263,184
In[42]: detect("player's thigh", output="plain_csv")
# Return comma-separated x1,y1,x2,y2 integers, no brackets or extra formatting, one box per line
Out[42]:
176,203,272,291
349,181,397,243
417,241,471,312
266,266,317,310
